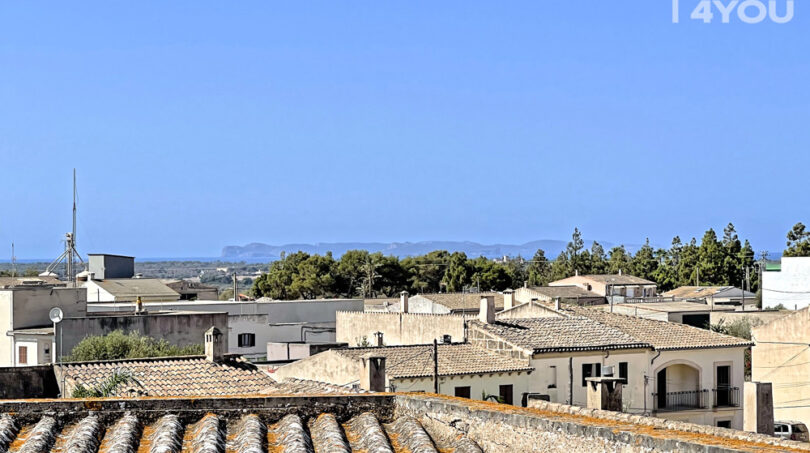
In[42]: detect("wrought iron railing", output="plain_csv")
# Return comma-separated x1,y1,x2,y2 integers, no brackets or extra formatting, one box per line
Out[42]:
652,389,708,412
713,386,740,408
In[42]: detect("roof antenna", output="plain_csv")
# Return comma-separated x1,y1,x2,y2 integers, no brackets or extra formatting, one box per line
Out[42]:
10,242,16,286
42,169,84,282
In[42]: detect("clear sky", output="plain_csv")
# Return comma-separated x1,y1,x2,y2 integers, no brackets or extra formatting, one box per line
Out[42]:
0,1,807,259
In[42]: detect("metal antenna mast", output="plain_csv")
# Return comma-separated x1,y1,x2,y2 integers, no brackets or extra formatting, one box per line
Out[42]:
43,169,84,282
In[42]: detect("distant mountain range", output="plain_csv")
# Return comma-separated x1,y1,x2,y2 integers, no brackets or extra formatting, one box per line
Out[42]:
221,240,644,261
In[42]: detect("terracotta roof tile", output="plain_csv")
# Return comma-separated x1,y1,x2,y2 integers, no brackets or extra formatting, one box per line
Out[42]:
472,317,650,353
564,306,754,350
335,343,532,378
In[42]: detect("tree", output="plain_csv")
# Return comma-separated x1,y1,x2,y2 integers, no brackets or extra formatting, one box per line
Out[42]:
550,251,571,282
589,242,607,275
504,255,528,290
442,252,471,292
607,246,631,275
697,229,724,285
469,257,512,291
721,223,743,287
784,222,810,257
72,369,141,398
566,228,587,275
66,331,203,362
527,249,552,286
402,250,450,293
336,250,370,297
677,238,700,287
630,239,658,281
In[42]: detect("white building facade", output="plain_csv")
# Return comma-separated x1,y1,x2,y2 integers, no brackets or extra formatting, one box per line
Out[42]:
762,257,810,310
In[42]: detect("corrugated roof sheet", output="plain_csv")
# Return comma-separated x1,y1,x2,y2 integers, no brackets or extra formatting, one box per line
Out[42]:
92,279,180,299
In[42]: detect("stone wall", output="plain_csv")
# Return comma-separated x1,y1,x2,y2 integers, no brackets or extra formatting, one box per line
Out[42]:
395,394,808,452
0,365,59,398
336,311,470,346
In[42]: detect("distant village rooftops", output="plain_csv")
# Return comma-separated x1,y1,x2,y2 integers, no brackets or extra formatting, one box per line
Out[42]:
334,343,532,379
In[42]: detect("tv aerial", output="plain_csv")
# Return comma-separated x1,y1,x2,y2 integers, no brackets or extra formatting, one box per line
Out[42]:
42,169,85,281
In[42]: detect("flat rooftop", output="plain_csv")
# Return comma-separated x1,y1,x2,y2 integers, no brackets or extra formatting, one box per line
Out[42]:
608,301,737,313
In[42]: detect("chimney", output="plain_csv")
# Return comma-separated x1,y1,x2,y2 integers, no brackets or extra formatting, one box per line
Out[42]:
135,296,145,314
618,269,622,276
554,297,561,311
744,382,774,435
400,291,409,313
205,326,224,362
586,375,624,412
504,289,514,310
479,295,495,324
575,269,579,276
524,281,528,289
361,355,386,392
374,331,384,347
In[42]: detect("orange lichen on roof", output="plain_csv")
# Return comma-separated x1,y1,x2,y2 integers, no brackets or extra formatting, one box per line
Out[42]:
402,393,806,453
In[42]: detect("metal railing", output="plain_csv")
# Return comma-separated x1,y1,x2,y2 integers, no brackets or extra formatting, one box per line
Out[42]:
652,389,709,412
713,386,740,408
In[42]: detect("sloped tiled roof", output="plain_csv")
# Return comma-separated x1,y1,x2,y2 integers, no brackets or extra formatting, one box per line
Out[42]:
661,286,754,299
414,292,504,311
92,278,180,299
335,343,532,378
263,378,369,394
55,356,275,397
472,317,650,353
527,285,603,299
564,306,754,350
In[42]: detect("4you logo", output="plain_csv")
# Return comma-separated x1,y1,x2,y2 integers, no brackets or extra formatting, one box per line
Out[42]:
672,0,794,23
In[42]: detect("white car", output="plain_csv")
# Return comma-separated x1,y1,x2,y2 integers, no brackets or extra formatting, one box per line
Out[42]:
774,421,809,442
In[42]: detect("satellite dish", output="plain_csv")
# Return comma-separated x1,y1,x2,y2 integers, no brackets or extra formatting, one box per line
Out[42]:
49,307,64,323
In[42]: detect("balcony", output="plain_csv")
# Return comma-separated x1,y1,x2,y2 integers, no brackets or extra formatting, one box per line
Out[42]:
652,389,709,412
713,386,740,408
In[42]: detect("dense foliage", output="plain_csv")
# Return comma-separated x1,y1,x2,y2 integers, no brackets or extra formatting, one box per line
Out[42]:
66,330,203,362
250,222,804,300
71,369,140,398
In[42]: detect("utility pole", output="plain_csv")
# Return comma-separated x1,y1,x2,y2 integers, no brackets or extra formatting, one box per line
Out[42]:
10,243,16,283
233,273,238,302
433,339,439,394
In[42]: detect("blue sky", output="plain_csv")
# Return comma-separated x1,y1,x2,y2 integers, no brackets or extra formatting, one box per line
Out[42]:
0,1,807,259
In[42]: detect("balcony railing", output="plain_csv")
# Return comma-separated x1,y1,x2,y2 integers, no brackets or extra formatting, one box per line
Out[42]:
713,386,740,408
652,389,708,412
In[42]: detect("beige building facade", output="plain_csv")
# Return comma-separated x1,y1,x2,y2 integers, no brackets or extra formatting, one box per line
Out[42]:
752,308,810,428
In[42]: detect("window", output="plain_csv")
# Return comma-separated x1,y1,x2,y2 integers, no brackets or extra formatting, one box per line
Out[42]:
548,365,557,389
582,363,601,386
619,362,628,384
716,420,732,429
499,385,514,405
238,333,256,348
18,346,28,365
454,386,471,399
